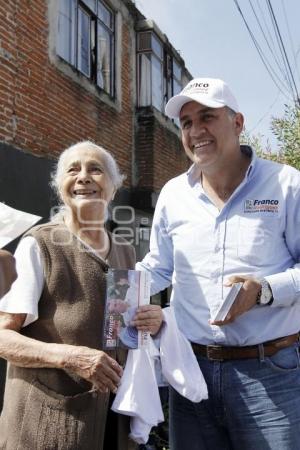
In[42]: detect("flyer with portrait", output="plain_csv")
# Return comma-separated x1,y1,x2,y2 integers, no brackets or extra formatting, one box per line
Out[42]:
103,269,151,349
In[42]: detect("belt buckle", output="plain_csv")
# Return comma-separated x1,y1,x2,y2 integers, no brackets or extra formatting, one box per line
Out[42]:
206,345,224,361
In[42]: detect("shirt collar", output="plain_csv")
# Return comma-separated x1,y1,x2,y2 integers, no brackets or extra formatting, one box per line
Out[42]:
241,145,256,179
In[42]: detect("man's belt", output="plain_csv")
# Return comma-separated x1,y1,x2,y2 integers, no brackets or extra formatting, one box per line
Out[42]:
191,333,299,361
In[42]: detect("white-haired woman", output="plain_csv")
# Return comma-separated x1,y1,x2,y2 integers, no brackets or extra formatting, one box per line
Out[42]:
0,141,162,450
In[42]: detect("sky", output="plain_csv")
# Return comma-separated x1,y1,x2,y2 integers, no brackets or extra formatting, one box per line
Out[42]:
135,0,300,151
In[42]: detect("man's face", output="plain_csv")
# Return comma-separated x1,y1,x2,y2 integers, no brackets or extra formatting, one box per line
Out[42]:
108,298,129,314
117,278,129,286
179,101,244,172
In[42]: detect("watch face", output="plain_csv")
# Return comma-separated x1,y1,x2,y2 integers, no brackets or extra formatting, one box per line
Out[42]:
260,281,272,304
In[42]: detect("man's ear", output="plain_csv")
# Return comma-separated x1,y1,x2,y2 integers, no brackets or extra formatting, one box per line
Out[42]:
234,112,244,136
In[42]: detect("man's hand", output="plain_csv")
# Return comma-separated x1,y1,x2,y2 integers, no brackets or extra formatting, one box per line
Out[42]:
131,304,163,335
210,275,262,326
0,250,17,299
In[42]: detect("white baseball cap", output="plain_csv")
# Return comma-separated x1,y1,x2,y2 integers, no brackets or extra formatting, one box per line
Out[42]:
165,77,239,118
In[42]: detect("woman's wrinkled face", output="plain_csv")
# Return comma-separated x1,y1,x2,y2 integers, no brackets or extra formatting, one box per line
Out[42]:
60,147,115,218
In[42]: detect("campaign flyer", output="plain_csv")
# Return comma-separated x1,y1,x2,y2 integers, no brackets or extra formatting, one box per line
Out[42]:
103,269,151,349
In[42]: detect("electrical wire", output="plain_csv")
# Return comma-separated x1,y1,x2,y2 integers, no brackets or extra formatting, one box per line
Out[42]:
253,0,293,97
255,0,276,53
266,0,300,105
248,0,286,82
265,0,295,101
233,0,292,101
280,0,300,85
248,89,281,133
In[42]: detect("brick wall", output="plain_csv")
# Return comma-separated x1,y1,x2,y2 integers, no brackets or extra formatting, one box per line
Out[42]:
135,110,155,189
135,109,189,192
0,0,134,187
0,0,189,196
153,119,189,192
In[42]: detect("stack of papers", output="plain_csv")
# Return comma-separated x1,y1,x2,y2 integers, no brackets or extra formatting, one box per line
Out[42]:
211,282,243,322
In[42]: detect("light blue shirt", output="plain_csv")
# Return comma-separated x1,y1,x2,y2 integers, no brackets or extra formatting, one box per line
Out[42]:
137,147,300,345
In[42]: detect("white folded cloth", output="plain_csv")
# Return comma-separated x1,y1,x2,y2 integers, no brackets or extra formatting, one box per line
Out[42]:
160,307,207,402
112,306,208,444
112,343,163,444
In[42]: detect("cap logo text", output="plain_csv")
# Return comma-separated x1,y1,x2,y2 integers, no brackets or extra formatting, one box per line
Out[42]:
184,82,209,93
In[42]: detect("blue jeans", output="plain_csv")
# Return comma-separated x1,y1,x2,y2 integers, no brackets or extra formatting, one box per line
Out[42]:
169,343,300,450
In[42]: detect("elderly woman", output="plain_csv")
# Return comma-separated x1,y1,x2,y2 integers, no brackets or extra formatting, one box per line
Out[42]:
0,141,162,450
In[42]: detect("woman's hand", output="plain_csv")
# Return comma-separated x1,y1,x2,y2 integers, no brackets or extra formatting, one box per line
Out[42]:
64,346,123,394
131,304,163,335
0,313,122,394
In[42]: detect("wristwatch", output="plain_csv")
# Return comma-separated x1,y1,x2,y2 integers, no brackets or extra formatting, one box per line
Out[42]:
256,278,274,305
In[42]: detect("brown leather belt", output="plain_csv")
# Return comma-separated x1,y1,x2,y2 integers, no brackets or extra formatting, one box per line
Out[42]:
191,333,299,361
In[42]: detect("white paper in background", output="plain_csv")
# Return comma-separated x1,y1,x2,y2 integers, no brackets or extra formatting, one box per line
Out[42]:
0,202,41,248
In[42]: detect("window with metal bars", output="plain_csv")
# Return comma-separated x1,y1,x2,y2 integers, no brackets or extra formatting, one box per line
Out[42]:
56,0,115,97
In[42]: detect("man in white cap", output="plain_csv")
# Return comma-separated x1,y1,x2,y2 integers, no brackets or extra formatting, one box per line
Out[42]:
137,77,300,449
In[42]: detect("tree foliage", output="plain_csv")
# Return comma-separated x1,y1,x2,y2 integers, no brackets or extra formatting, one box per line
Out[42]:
240,129,269,155
241,104,300,170
271,104,300,170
